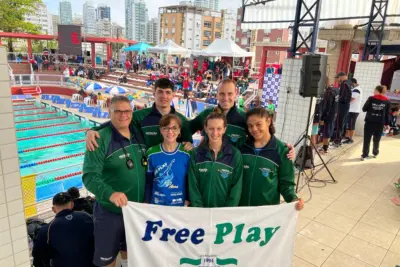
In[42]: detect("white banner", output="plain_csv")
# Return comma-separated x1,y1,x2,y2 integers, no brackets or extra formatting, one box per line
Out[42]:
123,202,298,267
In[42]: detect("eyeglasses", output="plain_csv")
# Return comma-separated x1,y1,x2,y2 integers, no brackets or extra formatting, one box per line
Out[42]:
160,126,180,132
111,109,132,115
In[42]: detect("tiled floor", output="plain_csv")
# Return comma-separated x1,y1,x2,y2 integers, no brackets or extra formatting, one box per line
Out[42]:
293,137,400,267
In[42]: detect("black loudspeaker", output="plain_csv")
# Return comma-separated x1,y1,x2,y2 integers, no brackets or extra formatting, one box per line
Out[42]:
299,54,327,97
86,51,91,56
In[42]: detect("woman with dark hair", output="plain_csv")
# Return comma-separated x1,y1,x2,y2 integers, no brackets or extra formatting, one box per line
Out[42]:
145,114,191,206
188,112,243,207
239,108,304,210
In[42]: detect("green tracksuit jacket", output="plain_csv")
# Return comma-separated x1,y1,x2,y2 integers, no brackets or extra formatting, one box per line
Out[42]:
188,139,243,208
92,104,192,148
189,104,247,147
239,136,298,206
82,124,147,214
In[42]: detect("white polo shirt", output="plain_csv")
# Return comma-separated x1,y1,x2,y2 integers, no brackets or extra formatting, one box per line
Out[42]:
349,86,362,113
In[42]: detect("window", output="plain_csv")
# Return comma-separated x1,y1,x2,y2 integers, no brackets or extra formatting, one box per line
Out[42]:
215,32,221,39
165,28,168,34
241,37,248,45
237,15,241,20
235,37,239,42
204,30,211,37
172,18,176,25
172,28,175,33
204,21,212,28
237,26,241,31
216,22,221,29
276,51,279,55
276,37,281,42
203,40,211,46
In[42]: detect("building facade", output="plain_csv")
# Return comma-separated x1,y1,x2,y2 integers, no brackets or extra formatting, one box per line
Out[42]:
72,14,83,25
125,0,134,40
97,4,111,20
194,0,219,10
112,23,125,39
51,14,59,35
133,0,149,42
159,5,221,50
83,1,97,35
96,19,112,37
59,0,72,25
24,3,52,34
221,9,236,41
146,18,159,44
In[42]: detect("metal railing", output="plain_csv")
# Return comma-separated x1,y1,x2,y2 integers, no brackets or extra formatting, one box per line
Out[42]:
11,74,80,89
243,79,259,107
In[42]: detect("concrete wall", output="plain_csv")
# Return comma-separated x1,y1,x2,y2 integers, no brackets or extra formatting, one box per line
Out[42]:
0,47,30,266
326,41,342,85
353,62,385,136
275,58,316,146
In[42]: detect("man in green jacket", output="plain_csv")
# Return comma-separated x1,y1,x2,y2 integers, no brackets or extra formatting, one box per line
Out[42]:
86,78,192,151
82,96,147,267
190,79,248,147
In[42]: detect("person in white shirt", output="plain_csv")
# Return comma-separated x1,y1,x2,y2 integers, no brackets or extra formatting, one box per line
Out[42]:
343,78,362,144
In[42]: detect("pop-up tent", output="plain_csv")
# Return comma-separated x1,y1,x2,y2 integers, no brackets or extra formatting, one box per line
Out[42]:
123,42,152,53
192,39,254,57
148,40,189,55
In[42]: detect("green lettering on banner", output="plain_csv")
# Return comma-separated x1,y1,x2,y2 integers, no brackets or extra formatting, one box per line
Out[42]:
214,223,233,244
260,226,281,247
246,227,261,243
233,224,245,244
216,258,238,265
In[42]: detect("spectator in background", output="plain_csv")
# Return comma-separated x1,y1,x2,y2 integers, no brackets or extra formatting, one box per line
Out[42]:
248,96,262,110
343,78,362,144
202,59,208,74
67,187,94,215
193,58,199,75
108,58,114,72
267,99,276,113
361,85,391,160
389,107,399,136
125,60,131,74
319,78,338,154
32,192,95,267
333,72,353,146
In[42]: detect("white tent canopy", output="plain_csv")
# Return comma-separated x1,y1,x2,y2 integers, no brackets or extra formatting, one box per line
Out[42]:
148,40,189,55
192,39,254,58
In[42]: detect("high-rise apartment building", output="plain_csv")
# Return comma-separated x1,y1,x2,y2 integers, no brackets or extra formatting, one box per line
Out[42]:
146,18,159,44
133,0,149,42
159,5,222,50
83,1,97,35
51,14,60,35
112,23,124,39
97,4,111,20
194,0,219,11
59,0,72,24
24,3,52,34
97,19,112,37
72,13,83,25
125,0,134,40
221,9,236,41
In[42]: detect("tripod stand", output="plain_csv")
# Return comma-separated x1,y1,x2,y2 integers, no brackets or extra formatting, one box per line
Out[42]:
294,96,336,192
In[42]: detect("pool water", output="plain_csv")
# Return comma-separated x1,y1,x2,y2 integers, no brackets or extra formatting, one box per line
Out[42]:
14,101,95,202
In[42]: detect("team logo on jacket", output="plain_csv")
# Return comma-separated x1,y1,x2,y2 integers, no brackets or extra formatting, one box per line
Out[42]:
146,132,158,136
229,134,240,143
260,168,271,178
218,169,232,179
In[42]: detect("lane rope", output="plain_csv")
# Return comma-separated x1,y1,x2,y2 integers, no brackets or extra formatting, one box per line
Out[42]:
17,128,88,141
15,116,68,124
36,171,82,186
16,121,80,132
14,111,58,117
14,107,46,111
13,103,35,107
18,139,85,153
20,152,85,169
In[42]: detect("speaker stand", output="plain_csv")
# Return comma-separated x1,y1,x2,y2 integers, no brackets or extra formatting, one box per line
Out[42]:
294,97,336,192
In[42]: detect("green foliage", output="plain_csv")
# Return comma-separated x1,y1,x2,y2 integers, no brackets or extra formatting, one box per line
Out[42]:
0,0,43,33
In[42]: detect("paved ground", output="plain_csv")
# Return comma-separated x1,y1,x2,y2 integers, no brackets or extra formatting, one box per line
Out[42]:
293,136,400,267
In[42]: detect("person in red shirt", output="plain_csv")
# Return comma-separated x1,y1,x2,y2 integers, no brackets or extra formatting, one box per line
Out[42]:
183,77,190,90
202,60,208,73
125,60,131,74
181,68,189,79
193,59,199,75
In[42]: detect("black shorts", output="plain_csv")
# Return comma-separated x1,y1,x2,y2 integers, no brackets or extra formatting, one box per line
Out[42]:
93,202,126,266
322,121,334,139
346,112,359,131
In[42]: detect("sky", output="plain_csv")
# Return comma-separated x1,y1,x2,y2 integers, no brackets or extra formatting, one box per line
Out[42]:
44,0,241,26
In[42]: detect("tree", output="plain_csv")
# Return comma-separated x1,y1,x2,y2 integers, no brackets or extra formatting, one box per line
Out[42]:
0,0,44,53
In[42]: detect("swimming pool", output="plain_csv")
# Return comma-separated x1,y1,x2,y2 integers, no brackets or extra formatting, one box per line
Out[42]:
13,101,96,205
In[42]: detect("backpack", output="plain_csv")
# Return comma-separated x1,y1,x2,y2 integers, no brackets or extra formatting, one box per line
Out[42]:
26,218,47,241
